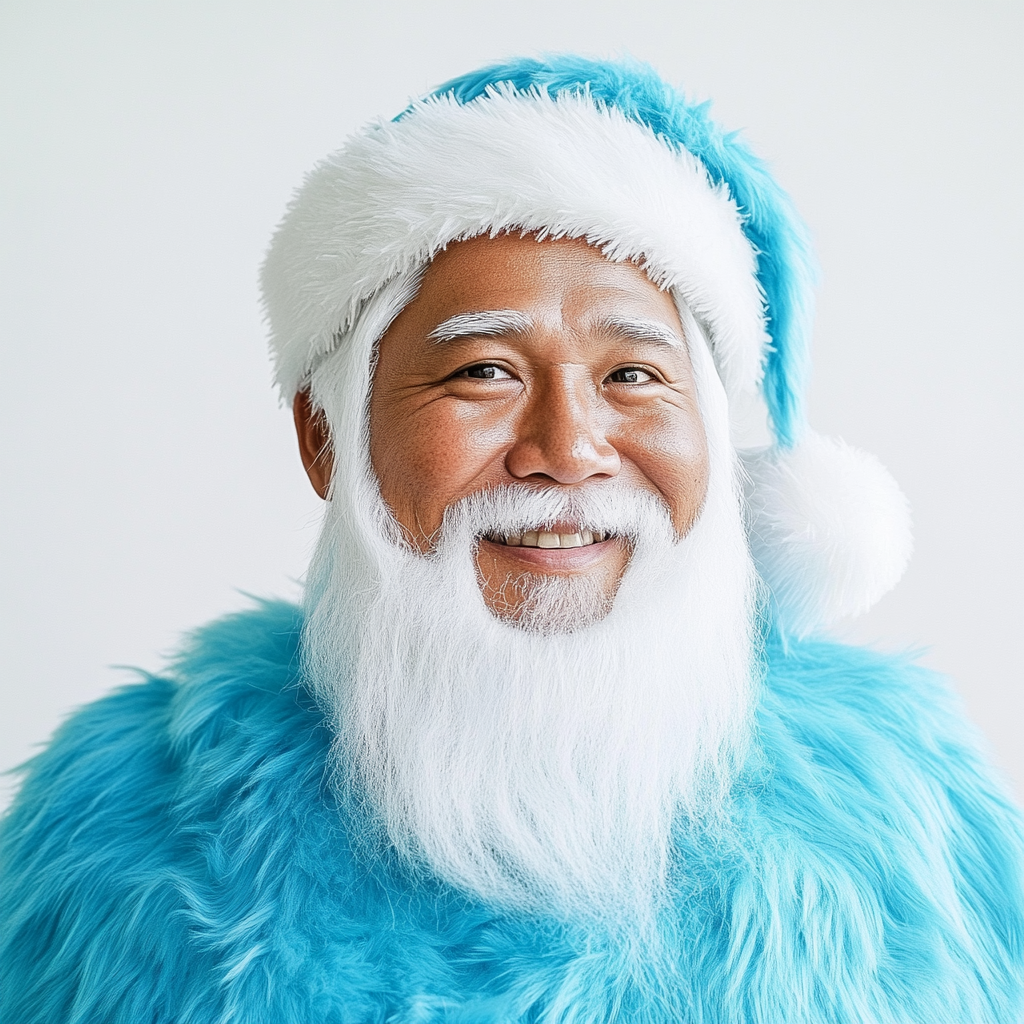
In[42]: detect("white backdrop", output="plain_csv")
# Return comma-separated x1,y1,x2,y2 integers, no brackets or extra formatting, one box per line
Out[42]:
2,1,1021,809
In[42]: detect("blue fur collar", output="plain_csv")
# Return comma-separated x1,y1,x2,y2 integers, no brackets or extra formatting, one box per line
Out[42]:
2,601,1022,1023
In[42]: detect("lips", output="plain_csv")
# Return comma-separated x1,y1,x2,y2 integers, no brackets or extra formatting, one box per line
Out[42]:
484,529,608,549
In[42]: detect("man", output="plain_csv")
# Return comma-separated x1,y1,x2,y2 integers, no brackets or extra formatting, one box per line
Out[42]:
1,55,1022,1023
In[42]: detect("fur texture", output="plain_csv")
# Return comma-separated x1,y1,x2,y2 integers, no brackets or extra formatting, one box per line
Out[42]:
2,602,1022,1023
742,433,915,636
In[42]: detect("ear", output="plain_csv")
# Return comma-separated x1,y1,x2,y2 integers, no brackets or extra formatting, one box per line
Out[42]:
293,390,334,499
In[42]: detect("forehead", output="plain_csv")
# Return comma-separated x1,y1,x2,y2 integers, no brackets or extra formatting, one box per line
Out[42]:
406,233,683,332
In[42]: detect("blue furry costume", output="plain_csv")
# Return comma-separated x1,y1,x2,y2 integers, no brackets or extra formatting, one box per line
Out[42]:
2,605,1023,1022
2,58,1023,1022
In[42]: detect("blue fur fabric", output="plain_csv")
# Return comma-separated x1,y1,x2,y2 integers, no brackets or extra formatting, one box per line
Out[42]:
430,55,817,448
1,602,1022,1022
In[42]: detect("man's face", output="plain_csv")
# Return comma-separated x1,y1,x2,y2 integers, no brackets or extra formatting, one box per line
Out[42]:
296,232,711,624
362,234,710,623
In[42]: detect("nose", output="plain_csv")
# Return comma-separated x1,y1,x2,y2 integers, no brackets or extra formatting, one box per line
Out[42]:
505,367,621,484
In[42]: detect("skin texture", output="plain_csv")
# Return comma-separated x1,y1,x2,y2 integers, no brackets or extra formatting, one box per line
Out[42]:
294,233,710,623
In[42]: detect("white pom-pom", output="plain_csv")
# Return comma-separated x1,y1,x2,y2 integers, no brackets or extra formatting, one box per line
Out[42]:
740,432,913,637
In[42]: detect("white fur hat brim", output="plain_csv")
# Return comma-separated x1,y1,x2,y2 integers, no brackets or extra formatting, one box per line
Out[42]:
261,87,768,406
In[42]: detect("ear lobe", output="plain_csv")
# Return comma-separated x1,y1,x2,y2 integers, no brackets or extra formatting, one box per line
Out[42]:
293,390,334,499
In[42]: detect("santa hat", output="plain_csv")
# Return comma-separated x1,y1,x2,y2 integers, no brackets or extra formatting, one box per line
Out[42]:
261,55,912,638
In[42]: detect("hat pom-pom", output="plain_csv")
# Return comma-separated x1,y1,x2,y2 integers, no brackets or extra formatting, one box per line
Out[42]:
740,432,913,637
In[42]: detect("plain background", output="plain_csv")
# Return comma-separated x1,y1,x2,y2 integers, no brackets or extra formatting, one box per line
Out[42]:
2,1,1021,811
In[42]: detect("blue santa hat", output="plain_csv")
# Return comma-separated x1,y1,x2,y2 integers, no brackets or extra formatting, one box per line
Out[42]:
261,54,912,637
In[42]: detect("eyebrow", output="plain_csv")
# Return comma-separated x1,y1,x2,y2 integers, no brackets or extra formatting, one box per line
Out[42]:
597,315,683,349
428,309,534,344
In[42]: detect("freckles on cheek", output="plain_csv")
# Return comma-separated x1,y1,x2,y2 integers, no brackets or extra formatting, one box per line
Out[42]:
382,405,516,535
419,407,510,482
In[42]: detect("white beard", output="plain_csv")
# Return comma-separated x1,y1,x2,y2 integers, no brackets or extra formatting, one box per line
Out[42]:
301,274,759,921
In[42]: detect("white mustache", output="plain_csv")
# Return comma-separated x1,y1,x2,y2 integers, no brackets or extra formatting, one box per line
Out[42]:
436,483,677,551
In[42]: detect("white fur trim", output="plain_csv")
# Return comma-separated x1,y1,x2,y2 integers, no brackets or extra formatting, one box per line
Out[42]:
261,87,768,404
741,433,914,636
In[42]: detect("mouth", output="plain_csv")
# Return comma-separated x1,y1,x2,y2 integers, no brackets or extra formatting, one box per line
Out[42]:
475,524,628,596
482,529,610,549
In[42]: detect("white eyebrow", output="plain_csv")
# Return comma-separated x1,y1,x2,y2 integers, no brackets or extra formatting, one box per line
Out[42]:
598,315,683,349
428,309,534,344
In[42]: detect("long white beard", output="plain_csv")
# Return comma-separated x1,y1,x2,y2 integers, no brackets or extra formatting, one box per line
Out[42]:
303,476,756,922
301,274,759,921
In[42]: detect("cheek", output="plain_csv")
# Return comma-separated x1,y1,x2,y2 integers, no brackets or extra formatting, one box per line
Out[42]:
618,408,710,536
369,398,516,541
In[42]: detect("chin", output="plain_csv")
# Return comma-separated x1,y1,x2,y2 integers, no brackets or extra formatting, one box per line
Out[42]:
475,534,628,633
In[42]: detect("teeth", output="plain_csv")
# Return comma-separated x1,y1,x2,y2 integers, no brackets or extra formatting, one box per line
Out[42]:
495,530,610,548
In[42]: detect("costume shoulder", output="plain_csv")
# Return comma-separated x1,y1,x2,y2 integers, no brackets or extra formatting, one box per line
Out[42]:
0,601,346,1024
735,636,1024,1022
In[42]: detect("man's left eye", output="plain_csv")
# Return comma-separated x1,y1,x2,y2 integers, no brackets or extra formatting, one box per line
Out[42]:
607,367,655,384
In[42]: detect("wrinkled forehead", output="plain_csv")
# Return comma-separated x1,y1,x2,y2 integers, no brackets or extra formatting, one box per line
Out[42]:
414,232,670,302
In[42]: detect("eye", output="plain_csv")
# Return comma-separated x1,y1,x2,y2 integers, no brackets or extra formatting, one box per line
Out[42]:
607,366,656,384
454,364,513,380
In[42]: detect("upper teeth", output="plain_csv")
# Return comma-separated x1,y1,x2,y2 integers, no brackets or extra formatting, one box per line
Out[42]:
490,530,606,548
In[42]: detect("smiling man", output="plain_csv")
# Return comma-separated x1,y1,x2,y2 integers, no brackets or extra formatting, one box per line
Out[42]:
2,56,1023,1024
317,233,712,627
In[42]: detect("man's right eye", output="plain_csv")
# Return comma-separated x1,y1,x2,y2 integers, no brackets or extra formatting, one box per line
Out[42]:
457,364,512,380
